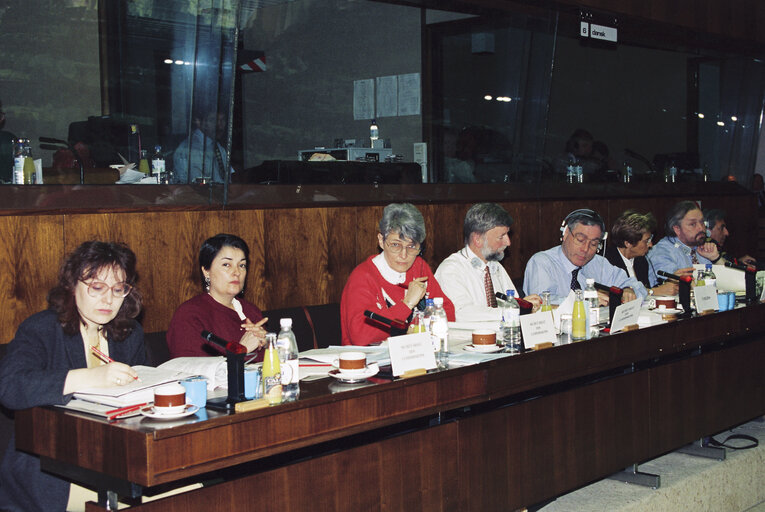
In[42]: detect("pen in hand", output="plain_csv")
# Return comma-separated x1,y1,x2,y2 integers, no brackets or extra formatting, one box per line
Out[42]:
90,346,140,381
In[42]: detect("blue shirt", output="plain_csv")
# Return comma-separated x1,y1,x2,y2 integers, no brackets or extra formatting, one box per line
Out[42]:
523,245,647,305
173,129,233,184
646,236,712,286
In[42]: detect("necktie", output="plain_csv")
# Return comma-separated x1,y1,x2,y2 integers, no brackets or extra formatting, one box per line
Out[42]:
571,267,582,291
484,266,497,308
691,249,699,264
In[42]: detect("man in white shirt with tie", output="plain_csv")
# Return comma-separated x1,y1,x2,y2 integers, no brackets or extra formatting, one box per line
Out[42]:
435,203,541,321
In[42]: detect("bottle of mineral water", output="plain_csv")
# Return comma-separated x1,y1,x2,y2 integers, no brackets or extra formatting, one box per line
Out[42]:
276,318,300,401
431,297,449,369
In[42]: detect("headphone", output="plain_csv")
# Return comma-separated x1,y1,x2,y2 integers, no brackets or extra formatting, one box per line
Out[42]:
560,208,608,253
704,219,712,238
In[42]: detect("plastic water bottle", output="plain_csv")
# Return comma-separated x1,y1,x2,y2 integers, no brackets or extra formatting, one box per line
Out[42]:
505,290,522,353
151,145,165,180
422,298,435,345
576,164,584,183
370,119,379,147
431,297,449,369
584,278,599,328
276,318,300,401
704,263,716,289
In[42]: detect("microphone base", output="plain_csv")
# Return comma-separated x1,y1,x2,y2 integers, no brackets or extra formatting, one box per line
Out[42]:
206,395,246,412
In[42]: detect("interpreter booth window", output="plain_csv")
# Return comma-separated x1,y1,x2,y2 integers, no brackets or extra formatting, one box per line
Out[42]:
426,9,765,185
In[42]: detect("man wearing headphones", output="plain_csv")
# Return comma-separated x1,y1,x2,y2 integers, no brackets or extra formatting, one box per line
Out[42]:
646,201,720,286
703,208,756,266
435,203,541,321
523,209,646,305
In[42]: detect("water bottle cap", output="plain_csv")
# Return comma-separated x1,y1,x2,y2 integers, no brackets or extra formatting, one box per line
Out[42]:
507,290,515,297
433,297,444,306
586,278,594,284
705,263,712,269
426,298,435,305
280,318,292,327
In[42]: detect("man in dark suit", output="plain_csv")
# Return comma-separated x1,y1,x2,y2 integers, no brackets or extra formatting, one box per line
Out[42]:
605,210,679,296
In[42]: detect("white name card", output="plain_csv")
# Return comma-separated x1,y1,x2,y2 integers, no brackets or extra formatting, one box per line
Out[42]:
609,298,642,334
694,285,719,312
520,311,557,346
387,332,437,377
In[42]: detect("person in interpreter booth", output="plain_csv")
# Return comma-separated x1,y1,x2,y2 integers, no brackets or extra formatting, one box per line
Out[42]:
166,233,267,359
646,201,721,286
523,209,646,305
604,210,681,296
340,203,455,346
0,241,146,512
434,202,541,321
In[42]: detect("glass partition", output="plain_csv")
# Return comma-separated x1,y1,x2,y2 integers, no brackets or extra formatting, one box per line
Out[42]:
0,0,762,206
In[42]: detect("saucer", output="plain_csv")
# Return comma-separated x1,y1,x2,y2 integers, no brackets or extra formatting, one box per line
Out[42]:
329,363,379,383
464,344,503,353
141,404,199,420
652,308,682,315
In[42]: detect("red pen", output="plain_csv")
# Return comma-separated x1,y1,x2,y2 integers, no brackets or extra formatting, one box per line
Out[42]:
90,346,140,381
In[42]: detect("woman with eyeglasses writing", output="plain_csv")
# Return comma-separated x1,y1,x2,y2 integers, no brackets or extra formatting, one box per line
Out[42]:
0,241,146,511
340,203,455,346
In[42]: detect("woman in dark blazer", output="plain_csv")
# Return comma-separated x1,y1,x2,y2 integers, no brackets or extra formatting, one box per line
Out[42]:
605,210,678,296
0,241,146,512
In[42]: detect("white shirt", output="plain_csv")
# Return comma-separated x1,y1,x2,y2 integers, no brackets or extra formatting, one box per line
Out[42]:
617,248,637,280
434,246,518,322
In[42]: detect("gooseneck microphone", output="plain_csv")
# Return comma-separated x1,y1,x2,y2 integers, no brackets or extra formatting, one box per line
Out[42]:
594,282,622,321
495,292,533,315
363,310,408,336
593,282,623,295
724,262,758,302
201,330,248,354
657,270,693,283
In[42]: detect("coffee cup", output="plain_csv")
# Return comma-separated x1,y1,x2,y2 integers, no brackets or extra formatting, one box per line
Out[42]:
334,352,367,374
472,329,497,346
654,296,677,310
154,383,187,414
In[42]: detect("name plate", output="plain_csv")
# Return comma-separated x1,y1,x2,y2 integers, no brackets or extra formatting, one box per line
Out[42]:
387,332,437,377
520,311,557,346
694,285,718,312
610,298,642,334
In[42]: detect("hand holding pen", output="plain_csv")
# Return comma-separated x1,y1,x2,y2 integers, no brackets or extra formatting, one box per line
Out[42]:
90,346,140,386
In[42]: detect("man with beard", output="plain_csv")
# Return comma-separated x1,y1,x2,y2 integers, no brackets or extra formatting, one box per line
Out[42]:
435,203,541,321
523,209,644,305
647,201,721,286
703,208,756,266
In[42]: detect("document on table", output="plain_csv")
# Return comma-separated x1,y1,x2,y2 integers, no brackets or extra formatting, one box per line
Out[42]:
73,365,196,408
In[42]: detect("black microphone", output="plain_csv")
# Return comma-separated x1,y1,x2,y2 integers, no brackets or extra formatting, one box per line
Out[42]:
363,310,408,335
39,136,68,145
201,330,248,354
593,282,623,295
495,292,533,314
657,270,693,283
724,260,755,273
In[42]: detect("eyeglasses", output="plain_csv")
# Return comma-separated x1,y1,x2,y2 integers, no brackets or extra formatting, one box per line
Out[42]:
80,280,132,298
569,231,603,251
384,239,421,255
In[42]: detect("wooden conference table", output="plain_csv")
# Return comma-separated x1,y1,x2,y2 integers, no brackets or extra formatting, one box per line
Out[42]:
15,303,765,511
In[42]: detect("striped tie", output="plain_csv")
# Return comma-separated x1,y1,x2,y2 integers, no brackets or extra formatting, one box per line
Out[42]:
484,266,497,308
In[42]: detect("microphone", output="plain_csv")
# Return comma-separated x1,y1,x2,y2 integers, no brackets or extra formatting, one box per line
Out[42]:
495,292,533,314
39,136,68,145
363,310,408,336
657,270,693,283
593,282,622,295
201,330,248,354
724,260,755,273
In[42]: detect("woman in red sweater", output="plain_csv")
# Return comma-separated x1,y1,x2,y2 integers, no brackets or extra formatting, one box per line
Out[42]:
341,203,455,345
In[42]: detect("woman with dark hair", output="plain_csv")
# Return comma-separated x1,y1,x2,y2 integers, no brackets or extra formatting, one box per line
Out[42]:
167,233,266,358
0,240,146,512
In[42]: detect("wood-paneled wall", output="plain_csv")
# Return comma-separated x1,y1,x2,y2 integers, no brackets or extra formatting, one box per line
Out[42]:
0,187,755,342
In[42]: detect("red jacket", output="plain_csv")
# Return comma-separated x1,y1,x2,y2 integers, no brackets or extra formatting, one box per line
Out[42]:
340,255,455,345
